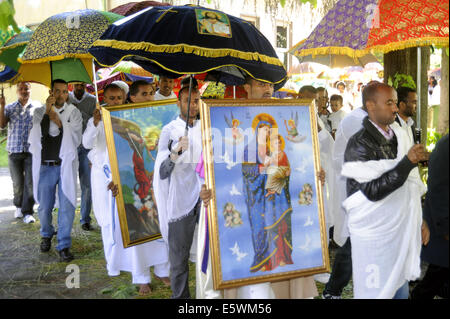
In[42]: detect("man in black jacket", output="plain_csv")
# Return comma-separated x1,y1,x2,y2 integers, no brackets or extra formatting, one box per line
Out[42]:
344,82,429,298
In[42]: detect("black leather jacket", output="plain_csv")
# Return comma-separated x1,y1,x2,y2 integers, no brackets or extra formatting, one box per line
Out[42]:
344,116,417,202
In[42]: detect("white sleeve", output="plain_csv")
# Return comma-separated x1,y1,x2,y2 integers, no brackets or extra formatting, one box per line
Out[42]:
67,107,83,148
82,117,99,150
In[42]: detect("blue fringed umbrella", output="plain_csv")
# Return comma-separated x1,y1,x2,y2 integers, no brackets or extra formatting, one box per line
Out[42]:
89,5,287,90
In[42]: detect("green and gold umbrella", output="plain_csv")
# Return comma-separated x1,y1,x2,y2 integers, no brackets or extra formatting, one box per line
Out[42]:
17,9,123,87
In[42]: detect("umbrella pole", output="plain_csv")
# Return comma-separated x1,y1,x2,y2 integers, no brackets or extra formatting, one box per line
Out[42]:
233,86,236,99
415,47,421,143
92,59,100,108
184,75,193,135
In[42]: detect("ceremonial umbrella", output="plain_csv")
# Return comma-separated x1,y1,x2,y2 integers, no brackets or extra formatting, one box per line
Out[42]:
111,60,152,77
292,0,448,59
292,0,449,128
17,9,123,87
289,39,380,68
0,29,32,72
89,5,287,89
0,25,19,83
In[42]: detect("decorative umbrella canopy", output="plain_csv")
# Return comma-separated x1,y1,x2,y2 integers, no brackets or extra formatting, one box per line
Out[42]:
290,40,380,68
292,0,449,59
20,9,123,63
0,29,32,71
0,25,28,83
111,60,152,77
0,25,15,45
110,1,171,16
15,10,123,87
89,5,287,89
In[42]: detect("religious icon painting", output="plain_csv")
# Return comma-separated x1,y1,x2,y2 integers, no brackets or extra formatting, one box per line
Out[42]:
102,99,179,247
195,9,232,38
200,99,330,289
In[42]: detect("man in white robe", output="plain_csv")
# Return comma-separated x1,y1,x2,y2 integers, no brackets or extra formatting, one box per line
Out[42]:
84,83,170,296
153,79,203,298
28,80,82,262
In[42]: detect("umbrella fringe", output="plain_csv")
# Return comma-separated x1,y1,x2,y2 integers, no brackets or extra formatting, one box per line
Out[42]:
294,37,449,58
18,53,93,64
92,39,285,67
93,54,287,87
368,37,450,54
0,40,27,54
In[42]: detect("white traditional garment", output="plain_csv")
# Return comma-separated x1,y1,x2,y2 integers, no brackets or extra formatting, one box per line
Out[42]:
28,103,82,207
328,109,348,132
83,117,169,283
397,115,415,148
195,202,223,299
154,90,177,101
331,107,367,246
318,128,336,237
341,123,426,299
153,117,203,244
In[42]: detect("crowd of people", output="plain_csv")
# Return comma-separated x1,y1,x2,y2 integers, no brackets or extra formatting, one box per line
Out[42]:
0,73,448,299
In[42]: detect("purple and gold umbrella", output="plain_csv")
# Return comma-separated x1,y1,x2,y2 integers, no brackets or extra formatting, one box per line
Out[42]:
291,0,449,59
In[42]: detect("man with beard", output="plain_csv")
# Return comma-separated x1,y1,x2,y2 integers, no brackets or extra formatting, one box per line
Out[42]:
69,83,96,231
395,86,419,146
341,83,430,298
155,76,176,100
28,79,82,262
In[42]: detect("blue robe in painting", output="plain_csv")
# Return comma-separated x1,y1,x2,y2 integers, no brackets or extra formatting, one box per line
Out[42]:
242,138,293,273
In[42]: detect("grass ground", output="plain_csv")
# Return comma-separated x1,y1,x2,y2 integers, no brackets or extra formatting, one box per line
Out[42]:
0,205,351,299
0,208,192,299
0,139,8,167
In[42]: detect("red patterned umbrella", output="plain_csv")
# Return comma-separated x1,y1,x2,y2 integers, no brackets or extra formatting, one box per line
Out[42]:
291,0,448,59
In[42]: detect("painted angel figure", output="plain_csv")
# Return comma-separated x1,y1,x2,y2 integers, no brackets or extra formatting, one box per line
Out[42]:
224,111,244,144
284,111,306,143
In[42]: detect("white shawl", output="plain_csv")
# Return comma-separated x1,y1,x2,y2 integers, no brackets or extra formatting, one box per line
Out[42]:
82,117,112,228
153,117,202,243
331,107,367,246
341,122,426,299
318,128,336,231
28,103,82,207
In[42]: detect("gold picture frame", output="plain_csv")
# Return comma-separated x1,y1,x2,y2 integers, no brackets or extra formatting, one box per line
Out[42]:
102,99,179,248
200,99,330,290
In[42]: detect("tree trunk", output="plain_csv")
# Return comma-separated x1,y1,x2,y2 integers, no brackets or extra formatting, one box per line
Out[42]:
438,49,449,135
383,47,430,144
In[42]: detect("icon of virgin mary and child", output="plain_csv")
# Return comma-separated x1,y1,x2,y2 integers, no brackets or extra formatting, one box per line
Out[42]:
241,113,294,273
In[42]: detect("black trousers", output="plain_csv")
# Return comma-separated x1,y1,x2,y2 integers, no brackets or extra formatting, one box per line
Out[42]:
8,152,35,215
323,237,352,296
168,199,200,299
411,264,449,299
